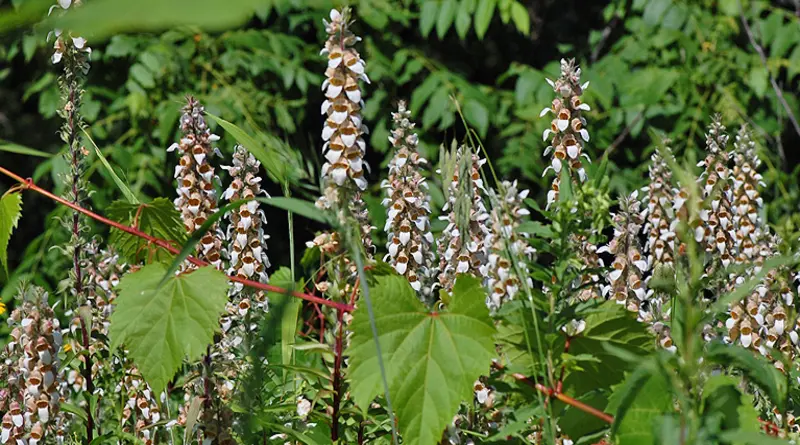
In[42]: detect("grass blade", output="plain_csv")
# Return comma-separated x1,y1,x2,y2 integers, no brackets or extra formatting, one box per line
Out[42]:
82,129,139,204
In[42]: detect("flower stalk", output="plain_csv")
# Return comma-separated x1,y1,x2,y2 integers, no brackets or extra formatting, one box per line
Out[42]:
437,145,491,292
541,58,592,209
382,101,435,297
50,0,94,438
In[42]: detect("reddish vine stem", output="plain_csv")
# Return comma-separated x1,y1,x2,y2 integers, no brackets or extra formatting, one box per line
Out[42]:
492,362,614,424
0,166,354,312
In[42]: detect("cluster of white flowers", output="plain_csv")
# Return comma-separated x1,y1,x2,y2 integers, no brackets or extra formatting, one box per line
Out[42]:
222,145,270,288
571,234,604,302
0,289,68,445
115,365,163,444
731,126,765,264
318,8,370,200
485,180,535,311
541,58,591,209
600,191,649,313
168,97,224,269
219,145,270,371
437,147,492,291
382,102,435,295
697,117,736,269
48,0,91,66
643,146,678,272
640,146,680,351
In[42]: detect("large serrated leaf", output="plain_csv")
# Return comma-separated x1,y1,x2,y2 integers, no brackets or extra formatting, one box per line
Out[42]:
0,192,23,276
106,198,187,264
109,263,229,393
347,274,496,445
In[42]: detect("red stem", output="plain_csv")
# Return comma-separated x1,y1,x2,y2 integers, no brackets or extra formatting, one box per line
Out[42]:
0,166,354,313
492,362,614,424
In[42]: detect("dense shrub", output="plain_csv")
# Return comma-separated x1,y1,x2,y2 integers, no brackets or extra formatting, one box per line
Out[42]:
1,1,799,444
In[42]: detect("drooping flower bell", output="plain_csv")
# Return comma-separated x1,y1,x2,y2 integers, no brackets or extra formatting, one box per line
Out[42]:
382,101,435,295
541,58,592,210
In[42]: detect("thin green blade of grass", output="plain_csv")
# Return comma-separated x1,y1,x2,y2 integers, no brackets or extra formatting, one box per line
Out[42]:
82,129,139,204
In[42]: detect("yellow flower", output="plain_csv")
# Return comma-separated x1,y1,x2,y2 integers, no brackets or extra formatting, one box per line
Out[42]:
0,301,5,315
63,343,72,353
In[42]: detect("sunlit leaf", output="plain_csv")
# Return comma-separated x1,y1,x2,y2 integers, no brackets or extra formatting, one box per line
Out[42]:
348,274,496,445
0,192,23,276
109,263,229,393
106,198,186,264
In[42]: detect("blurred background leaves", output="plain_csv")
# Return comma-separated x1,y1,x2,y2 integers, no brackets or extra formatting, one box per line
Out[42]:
1,0,798,296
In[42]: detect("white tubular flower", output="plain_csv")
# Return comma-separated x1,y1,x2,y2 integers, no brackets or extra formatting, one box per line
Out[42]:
602,192,647,313
485,180,535,311
318,8,369,209
296,397,312,420
382,101,435,296
542,58,591,210
437,147,491,292
170,96,223,267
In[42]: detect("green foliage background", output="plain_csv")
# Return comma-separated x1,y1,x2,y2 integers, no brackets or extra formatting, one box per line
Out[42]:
1,0,799,296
